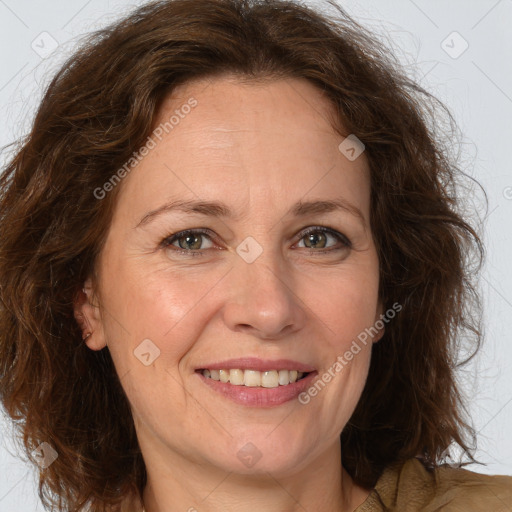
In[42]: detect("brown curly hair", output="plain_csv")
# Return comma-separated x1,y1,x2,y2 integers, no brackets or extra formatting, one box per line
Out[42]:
0,0,485,510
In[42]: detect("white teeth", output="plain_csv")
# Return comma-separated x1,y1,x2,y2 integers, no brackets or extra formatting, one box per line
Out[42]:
201,368,308,387
261,370,279,388
278,369,289,385
244,370,261,387
229,369,244,385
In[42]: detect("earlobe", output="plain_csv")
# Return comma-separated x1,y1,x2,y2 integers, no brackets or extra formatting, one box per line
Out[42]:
73,277,107,351
374,325,385,343
373,300,386,344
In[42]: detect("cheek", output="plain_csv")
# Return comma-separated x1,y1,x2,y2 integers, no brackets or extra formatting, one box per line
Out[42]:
100,263,207,418
305,266,380,345
100,254,228,364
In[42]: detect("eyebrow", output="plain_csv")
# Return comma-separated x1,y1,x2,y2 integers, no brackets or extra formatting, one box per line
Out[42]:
135,197,366,228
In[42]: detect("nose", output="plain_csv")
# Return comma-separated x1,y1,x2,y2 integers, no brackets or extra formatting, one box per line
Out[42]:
221,243,306,340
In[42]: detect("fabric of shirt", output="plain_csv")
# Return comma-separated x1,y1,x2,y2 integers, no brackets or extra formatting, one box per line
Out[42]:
354,457,512,511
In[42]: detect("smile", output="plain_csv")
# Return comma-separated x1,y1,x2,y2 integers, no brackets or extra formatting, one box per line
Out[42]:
196,369,318,407
199,368,310,388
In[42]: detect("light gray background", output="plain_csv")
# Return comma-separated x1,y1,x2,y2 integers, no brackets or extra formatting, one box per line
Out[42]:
0,0,511,510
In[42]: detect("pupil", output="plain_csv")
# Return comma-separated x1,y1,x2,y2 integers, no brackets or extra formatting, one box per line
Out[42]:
181,234,201,250
307,232,326,249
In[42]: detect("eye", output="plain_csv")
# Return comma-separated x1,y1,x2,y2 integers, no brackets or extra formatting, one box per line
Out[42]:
160,226,351,258
161,229,215,257
295,226,351,253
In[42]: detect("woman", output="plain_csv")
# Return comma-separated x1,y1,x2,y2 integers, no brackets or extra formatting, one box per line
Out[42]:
0,0,510,510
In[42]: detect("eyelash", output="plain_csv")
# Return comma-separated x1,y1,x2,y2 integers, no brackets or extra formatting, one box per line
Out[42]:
160,226,352,258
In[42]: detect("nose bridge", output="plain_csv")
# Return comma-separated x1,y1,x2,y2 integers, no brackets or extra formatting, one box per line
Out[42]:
236,234,288,301
224,234,304,338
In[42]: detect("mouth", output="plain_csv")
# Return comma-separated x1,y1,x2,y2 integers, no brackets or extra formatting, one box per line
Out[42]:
195,368,318,407
193,357,317,406
195,368,312,388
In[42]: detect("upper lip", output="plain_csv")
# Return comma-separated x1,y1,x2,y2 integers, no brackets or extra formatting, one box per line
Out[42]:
196,357,316,373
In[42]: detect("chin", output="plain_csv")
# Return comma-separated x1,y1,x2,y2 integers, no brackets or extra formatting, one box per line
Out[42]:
203,429,315,477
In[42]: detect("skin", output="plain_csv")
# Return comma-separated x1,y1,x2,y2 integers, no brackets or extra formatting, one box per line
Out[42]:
74,74,384,512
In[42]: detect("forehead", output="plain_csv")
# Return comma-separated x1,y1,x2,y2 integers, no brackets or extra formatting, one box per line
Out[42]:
112,75,371,225
153,74,342,152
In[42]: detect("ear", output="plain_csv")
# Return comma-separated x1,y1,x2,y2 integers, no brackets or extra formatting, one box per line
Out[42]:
372,299,385,343
73,277,107,351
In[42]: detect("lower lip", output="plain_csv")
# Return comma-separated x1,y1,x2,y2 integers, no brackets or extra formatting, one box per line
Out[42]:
196,371,318,407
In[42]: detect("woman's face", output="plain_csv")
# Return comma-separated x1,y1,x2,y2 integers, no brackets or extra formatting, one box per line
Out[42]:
78,75,383,478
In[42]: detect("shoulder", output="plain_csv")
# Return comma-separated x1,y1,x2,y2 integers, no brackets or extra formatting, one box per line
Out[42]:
369,457,512,511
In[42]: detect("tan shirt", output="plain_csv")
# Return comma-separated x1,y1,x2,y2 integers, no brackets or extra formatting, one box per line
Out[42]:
354,458,512,511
